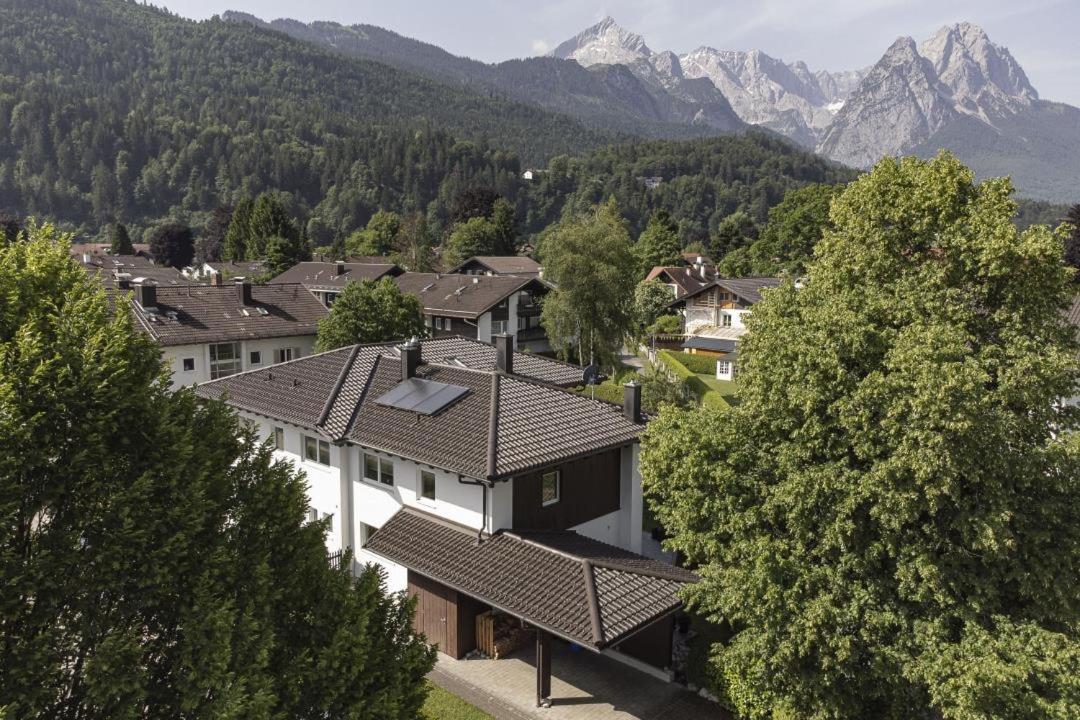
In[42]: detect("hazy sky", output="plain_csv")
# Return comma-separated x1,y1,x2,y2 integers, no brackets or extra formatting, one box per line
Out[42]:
158,0,1079,106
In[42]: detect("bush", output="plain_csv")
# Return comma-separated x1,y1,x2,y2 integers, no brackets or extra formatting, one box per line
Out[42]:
672,351,717,375
657,351,729,409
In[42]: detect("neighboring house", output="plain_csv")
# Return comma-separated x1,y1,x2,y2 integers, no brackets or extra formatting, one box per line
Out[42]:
125,278,327,390
69,242,151,259
522,169,536,180
269,260,405,306
195,336,695,699
187,260,268,283
394,272,551,351
449,255,543,279
82,253,191,288
672,277,782,381
639,176,663,189
644,260,718,300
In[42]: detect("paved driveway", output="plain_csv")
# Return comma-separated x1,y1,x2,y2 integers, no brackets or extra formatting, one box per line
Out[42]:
429,641,731,720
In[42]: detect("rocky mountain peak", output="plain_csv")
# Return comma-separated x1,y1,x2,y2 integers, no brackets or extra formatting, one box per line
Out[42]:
550,16,651,67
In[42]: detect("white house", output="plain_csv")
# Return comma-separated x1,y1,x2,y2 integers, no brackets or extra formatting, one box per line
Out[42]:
125,278,327,390
195,335,695,701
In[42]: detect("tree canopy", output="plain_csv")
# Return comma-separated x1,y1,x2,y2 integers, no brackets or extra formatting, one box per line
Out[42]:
539,198,636,368
640,153,1080,720
634,210,682,275
346,210,401,258
0,224,435,717
147,222,194,268
316,278,427,352
108,222,133,255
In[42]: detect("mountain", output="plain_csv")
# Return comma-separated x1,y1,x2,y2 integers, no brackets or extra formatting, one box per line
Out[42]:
553,18,1078,202
224,12,744,138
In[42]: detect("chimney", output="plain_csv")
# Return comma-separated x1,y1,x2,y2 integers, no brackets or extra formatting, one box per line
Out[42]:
335,260,345,276
623,380,642,424
116,272,132,290
82,252,93,265
212,272,223,287
401,338,421,381
134,280,157,309
494,333,513,374
235,278,253,306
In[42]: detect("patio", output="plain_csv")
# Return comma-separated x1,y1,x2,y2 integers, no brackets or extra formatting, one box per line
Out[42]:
429,639,732,720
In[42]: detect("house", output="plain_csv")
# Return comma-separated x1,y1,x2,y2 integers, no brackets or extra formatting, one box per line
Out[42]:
645,259,718,300
449,255,543,279
639,176,663,190
672,277,782,380
69,242,151,259
194,335,695,702
187,259,268,283
269,260,405,306
124,278,328,390
394,272,551,352
82,253,191,288
522,169,536,181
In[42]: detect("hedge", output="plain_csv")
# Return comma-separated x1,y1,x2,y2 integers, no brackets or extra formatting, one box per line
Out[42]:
656,351,729,409
671,351,717,375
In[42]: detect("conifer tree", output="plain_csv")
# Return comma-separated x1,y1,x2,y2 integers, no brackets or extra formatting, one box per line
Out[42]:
223,197,253,261
108,222,133,255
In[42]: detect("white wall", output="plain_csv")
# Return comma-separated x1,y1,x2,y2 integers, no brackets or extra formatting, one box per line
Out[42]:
490,480,513,533
571,509,623,547
161,334,317,390
476,313,493,344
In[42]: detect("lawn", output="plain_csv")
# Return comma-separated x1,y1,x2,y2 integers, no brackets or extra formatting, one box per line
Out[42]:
421,682,494,720
696,374,740,406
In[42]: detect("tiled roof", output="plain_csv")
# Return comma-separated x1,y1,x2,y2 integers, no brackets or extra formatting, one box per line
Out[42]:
70,243,151,258
195,337,640,478
129,283,327,346
268,261,403,291
394,273,541,318
645,265,718,299
85,262,193,288
1065,296,1080,329
677,277,782,306
451,256,542,276
420,336,582,387
365,508,696,649
203,260,267,276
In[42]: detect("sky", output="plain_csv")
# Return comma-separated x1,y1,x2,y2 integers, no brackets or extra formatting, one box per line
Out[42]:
157,0,1080,106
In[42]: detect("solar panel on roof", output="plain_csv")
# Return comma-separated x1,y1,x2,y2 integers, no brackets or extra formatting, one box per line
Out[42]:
375,377,470,415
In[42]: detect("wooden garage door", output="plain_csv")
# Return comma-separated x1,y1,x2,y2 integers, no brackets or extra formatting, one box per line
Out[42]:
408,571,454,654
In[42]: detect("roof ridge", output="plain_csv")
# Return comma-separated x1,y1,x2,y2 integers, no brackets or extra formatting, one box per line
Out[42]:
581,560,605,646
486,373,500,480
338,352,385,440
316,343,362,431
197,344,354,387
590,558,699,584
501,371,627,412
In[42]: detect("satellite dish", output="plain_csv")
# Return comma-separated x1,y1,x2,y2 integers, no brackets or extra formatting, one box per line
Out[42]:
582,364,601,386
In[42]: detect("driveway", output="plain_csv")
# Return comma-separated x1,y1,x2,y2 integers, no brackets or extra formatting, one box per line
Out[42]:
429,640,731,720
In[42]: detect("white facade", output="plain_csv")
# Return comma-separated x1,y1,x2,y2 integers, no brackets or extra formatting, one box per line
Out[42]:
235,410,644,594
162,334,316,390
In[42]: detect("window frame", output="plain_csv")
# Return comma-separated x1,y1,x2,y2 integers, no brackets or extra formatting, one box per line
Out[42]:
541,470,560,507
362,452,394,486
182,357,195,372
491,319,508,335
208,341,242,380
419,469,436,504
273,426,285,451
250,350,262,365
303,435,330,466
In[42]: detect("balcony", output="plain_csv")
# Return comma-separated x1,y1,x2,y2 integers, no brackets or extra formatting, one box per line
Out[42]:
517,301,542,317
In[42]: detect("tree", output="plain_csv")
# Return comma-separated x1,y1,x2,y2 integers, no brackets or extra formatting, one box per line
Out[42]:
316,278,427,352
540,198,636,368
108,222,134,255
148,222,194,268
490,197,517,255
196,204,233,263
223,197,253,261
633,279,676,338
346,210,400,258
634,210,682,275
249,193,297,258
728,183,843,277
265,233,311,277
0,212,23,246
1064,204,1080,280
451,186,500,225
392,212,436,272
442,217,500,269
0,223,435,717
711,211,758,258
640,154,1080,720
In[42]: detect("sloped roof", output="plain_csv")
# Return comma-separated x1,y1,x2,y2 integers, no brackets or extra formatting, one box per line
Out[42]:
130,283,327,346
195,337,640,479
203,260,267,276
451,256,542,276
676,277,783,306
394,273,543,318
365,508,696,650
1064,296,1080,329
420,336,582,387
645,265,718,299
269,261,404,291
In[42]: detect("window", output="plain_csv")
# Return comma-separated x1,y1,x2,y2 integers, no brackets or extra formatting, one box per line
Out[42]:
721,313,732,328
303,435,330,465
182,357,195,372
359,522,378,547
250,350,262,365
273,426,284,451
209,342,242,379
541,470,560,506
717,361,732,377
363,453,393,486
424,315,433,328
306,507,318,523
491,319,508,335
419,470,436,503
274,347,299,363
434,317,444,331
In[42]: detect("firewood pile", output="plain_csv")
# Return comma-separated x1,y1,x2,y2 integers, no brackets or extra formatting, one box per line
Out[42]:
475,611,531,659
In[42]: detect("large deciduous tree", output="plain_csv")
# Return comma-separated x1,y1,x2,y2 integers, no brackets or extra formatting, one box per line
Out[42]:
540,198,636,368
316,277,427,351
0,223,436,718
148,222,194,268
641,154,1080,720
346,210,401,258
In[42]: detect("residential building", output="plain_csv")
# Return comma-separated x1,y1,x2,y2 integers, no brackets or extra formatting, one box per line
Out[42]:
672,277,782,380
69,242,151,259
187,259,268,283
195,336,695,700
394,272,551,351
644,257,718,300
126,279,327,390
82,253,191,288
449,255,543,279
269,260,404,306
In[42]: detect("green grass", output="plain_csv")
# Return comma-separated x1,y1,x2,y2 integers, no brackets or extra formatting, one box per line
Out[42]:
422,682,494,720
656,350,731,409
697,375,740,406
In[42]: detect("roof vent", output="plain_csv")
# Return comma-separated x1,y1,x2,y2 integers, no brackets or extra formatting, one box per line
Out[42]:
472,277,480,284
454,286,467,295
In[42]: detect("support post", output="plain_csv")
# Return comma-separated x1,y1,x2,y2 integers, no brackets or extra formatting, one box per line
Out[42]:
536,629,552,708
